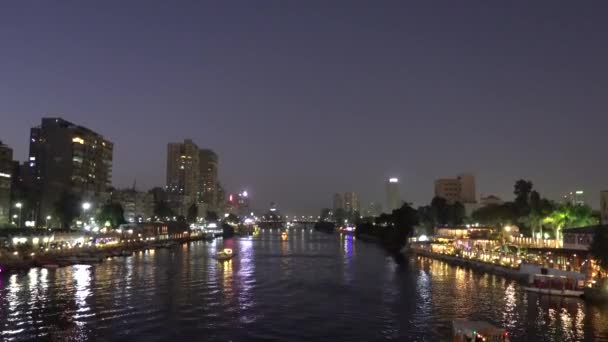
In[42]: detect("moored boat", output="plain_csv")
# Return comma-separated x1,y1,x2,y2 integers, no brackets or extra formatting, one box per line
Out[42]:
523,274,584,297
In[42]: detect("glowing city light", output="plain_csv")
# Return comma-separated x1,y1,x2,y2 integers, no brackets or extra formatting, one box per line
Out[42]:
389,178,398,183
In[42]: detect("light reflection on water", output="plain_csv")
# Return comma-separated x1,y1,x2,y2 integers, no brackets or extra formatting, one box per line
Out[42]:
1,230,607,341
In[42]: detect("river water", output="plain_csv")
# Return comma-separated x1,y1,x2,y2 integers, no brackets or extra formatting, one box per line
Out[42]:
1,228,608,341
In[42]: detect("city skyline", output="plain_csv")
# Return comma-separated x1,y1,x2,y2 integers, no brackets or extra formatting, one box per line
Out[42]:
1,2,607,212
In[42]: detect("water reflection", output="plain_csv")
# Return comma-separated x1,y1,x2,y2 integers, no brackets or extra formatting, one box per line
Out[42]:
1,232,607,341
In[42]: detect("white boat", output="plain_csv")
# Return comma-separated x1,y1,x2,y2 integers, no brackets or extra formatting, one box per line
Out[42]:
216,248,235,261
523,274,584,297
452,320,509,342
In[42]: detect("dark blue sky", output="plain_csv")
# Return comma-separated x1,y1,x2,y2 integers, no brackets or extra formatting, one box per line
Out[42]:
1,1,607,213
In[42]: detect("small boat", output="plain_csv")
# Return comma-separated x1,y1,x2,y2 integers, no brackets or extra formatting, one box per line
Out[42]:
523,274,584,297
452,320,509,342
216,248,235,261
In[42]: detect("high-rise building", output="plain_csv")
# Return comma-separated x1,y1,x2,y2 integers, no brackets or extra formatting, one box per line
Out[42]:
457,174,476,203
199,149,218,210
29,118,113,222
434,173,476,204
166,139,201,214
600,191,608,225
343,192,360,213
563,190,585,206
332,193,343,211
111,187,154,223
0,141,13,224
434,178,461,203
386,177,400,212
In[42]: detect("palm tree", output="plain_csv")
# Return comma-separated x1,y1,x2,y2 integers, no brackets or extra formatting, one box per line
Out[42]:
543,204,598,241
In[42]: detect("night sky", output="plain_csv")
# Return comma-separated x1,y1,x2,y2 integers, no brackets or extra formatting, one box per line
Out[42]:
1,1,607,214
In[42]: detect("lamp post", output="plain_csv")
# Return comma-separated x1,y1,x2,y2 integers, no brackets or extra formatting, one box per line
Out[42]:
15,202,22,228
46,215,52,228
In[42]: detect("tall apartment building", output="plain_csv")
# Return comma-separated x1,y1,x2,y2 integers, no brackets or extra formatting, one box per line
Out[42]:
199,149,219,210
0,141,13,224
166,139,200,214
29,118,113,221
386,177,401,212
434,173,476,204
332,193,343,211
166,140,219,215
343,192,360,213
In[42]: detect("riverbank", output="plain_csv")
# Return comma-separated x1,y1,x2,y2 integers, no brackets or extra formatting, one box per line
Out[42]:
409,248,529,282
0,235,214,274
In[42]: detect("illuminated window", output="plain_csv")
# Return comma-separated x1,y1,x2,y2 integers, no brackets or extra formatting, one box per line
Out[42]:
72,137,85,144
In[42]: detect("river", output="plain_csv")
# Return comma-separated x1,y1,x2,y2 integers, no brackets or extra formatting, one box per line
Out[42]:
1,228,608,341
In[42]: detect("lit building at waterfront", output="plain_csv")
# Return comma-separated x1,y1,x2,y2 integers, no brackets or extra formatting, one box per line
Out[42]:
386,177,400,212
0,141,13,224
28,118,113,223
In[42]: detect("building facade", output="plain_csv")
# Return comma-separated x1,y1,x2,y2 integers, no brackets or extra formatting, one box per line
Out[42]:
29,118,113,222
386,177,400,212
434,173,476,204
111,188,154,223
343,192,360,213
332,193,343,211
601,191,608,225
166,139,200,215
563,190,585,206
199,149,219,211
0,141,13,224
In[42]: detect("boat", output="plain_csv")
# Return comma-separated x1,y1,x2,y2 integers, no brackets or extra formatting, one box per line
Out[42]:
216,248,235,261
452,320,509,342
523,274,584,297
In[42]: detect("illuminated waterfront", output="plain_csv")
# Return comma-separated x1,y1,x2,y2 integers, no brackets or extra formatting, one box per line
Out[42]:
1,229,608,341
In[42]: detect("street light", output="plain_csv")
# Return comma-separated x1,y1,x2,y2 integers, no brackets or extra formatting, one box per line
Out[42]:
46,215,52,228
82,202,91,228
15,202,22,228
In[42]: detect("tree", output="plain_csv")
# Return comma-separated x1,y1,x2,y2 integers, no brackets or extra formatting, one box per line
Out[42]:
225,213,239,224
187,202,198,223
154,200,175,218
430,196,449,225
53,191,82,229
590,227,608,271
543,203,598,241
333,208,348,224
449,202,466,226
205,211,219,221
319,208,331,221
471,203,517,227
514,179,533,216
97,202,126,228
